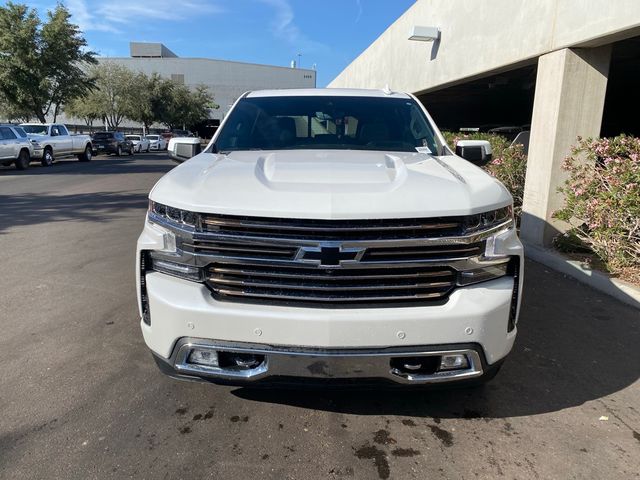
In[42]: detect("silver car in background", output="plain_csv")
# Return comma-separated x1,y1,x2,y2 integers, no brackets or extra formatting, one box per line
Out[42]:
0,124,33,170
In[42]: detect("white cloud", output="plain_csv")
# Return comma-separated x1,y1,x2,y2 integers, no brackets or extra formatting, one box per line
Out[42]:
258,0,329,54
355,0,362,23
65,0,223,34
66,0,121,33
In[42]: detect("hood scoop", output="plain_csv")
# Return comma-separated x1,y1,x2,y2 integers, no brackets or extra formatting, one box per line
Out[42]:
255,151,408,192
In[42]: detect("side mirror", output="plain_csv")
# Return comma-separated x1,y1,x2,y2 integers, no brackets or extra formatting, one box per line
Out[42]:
455,140,492,166
168,137,202,163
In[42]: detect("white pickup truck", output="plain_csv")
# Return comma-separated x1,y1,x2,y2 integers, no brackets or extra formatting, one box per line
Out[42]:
137,88,523,388
21,123,93,166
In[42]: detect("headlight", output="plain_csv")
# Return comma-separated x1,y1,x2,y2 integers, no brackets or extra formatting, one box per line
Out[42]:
463,206,513,234
149,201,198,227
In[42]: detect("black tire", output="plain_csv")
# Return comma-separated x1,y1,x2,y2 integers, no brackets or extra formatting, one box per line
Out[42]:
129,145,134,156
15,149,30,170
41,148,53,167
116,145,122,157
78,145,92,162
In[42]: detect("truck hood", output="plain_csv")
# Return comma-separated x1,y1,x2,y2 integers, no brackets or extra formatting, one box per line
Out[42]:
150,150,512,219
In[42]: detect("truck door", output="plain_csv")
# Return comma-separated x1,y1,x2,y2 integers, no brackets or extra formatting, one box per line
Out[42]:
52,125,72,155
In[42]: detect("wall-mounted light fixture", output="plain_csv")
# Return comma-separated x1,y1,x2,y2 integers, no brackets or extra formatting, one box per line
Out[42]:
408,26,440,42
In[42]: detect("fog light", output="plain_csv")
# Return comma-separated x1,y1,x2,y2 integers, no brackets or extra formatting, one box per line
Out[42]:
188,349,219,367
439,354,469,371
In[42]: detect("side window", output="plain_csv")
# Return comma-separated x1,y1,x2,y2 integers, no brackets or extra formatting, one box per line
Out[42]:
51,126,60,136
0,127,17,140
14,127,27,138
57,125,69,136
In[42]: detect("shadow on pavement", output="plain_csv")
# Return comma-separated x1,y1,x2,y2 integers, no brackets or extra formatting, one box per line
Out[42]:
233,260,640,419
0,191,149,233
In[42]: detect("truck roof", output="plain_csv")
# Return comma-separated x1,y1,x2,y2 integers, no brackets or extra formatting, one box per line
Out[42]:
246,88,411,99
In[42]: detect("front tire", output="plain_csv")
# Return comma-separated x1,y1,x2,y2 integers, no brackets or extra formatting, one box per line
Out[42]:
15,149,30,170
41,148,53,167
78,145,92,162
116,146,122,157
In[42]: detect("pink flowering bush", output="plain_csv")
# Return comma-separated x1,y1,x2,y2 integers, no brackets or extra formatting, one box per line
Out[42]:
554,135,640,273
442,132,527,220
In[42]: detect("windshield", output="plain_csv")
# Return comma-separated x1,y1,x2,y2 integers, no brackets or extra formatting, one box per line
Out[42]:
215,95,439,154
147,135,159,140
22,125,48,135
127,135,141,141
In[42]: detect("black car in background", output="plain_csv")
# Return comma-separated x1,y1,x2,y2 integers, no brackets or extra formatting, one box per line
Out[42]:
91,131,134,156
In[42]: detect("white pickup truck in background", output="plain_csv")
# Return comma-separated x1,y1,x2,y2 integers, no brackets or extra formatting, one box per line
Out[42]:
21,123,93,166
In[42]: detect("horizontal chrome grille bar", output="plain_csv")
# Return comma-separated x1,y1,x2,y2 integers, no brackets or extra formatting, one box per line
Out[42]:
214,288,448,303
202,218,460,231
183,242,296,256
210,265,453,280
208,278,454,291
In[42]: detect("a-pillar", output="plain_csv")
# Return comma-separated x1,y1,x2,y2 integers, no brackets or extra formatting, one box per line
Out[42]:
520,46,612,247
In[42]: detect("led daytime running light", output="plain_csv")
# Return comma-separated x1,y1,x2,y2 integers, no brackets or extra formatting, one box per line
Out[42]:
149,201,198,227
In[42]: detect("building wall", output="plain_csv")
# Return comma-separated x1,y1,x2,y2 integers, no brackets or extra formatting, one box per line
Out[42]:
101,57,316,122
329,0,640,94
57,56,316,130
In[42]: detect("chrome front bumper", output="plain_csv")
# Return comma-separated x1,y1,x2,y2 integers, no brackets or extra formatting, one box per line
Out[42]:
155,338,487,386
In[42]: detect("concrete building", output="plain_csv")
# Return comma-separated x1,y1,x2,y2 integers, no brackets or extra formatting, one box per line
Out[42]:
61,42,316,135
330,0,640,249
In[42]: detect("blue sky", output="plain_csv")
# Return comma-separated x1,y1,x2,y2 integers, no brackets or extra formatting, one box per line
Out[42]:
21,0,415,87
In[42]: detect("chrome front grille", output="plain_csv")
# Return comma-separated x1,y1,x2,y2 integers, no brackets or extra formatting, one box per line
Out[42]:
169,213,492,307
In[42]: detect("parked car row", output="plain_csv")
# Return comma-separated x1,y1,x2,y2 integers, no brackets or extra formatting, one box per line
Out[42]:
1,123,93,170
0,124,178,170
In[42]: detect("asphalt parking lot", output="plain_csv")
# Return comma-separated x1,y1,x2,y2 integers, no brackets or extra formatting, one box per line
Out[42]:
0,152,638,480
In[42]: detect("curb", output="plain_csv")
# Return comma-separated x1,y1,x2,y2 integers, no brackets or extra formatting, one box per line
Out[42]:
523,242,640,310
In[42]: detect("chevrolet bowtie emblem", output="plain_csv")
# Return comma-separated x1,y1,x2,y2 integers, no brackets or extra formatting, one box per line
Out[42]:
296,245,365,267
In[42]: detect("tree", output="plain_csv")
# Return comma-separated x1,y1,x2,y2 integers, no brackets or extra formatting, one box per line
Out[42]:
64,95,100,129
128,73,174,133
0,92,33,122
81,62,138,129
0,2,96,123
163,83,217,130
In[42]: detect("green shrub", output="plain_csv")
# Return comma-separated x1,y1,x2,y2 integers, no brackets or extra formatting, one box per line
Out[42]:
554,135,640,273
442,132,527,220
